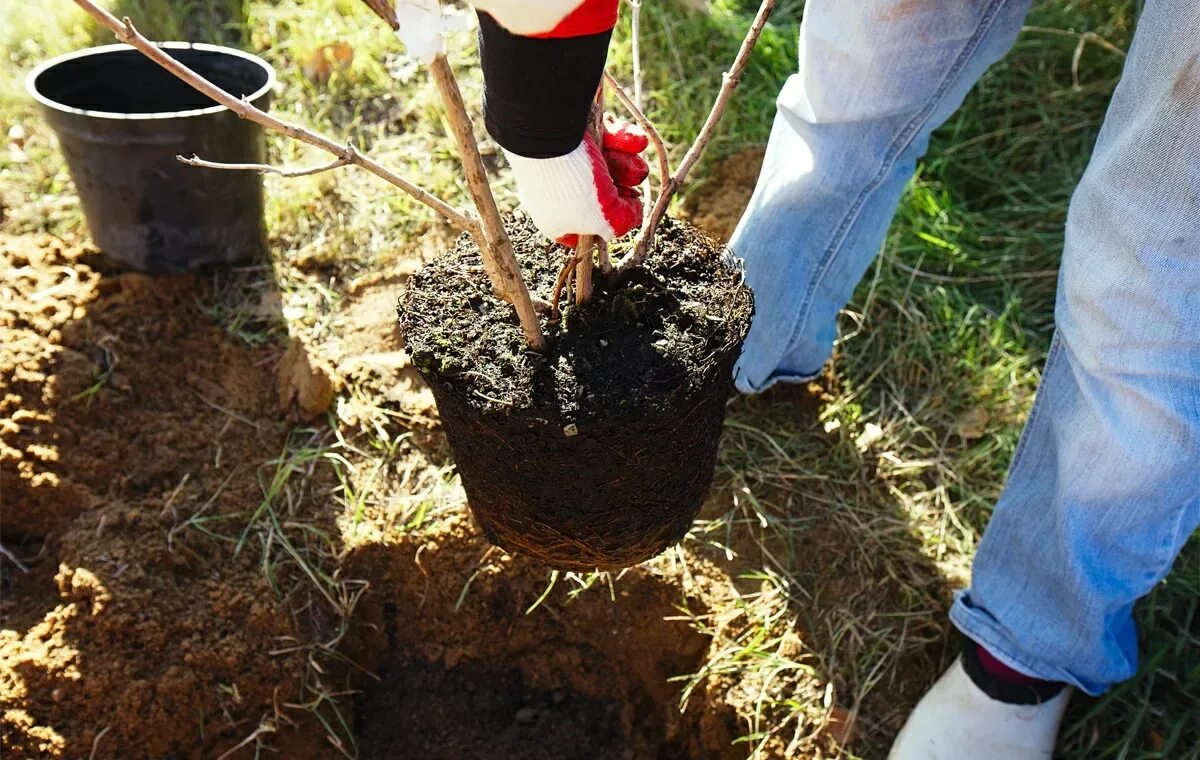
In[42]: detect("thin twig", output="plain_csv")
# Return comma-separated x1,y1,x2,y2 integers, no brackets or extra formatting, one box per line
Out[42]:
597,240,612,274
177,154,351,178
89,726,112,760
574,95,605,305
550,253,579,321
618,0,776,275
428,54,546,349
70,0,479,234
628,0,644,109
0,544,30,573
603,71,670,194
626,0,650,217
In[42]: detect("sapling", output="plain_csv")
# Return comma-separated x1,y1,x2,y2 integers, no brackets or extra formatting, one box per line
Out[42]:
69,0,774,568
70,0,775,346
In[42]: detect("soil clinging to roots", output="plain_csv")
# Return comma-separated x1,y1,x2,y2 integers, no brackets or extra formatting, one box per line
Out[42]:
399,215,753,570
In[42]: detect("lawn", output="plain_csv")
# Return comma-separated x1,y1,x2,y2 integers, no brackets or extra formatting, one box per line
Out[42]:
1,0,1196,758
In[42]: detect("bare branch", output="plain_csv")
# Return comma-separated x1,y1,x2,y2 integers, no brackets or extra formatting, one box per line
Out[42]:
573,94,607,306
177,154,351,178
627,0,644,109
360,0,400,29
76,0,548,349
70,0,479,235
618,0,776,275
597,240,612,274
429,55,545,349
625,0,649,221
603,71,670,193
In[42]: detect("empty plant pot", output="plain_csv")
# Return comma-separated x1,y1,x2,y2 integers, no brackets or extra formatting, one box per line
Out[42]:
27,43,274,273
400,215,753,571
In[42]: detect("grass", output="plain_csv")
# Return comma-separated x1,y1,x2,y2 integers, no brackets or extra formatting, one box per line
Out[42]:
2,0,1196,758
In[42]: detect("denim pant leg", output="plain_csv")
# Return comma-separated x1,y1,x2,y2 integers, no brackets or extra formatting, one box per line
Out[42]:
951,0,1200,696
731,0,1031,394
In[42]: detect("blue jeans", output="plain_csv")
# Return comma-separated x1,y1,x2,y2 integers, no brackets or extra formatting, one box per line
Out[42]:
731,0,1200,695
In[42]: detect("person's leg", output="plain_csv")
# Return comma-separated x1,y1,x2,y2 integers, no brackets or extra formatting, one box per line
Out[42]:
731,0,1032,393
893,1,1200,756
949,0,1200,695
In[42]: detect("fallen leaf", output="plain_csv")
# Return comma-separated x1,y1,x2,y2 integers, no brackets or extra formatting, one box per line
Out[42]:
8,123,27,149
817,705,857,747
954,406,990,440
278,338,338,421
303,42,355,84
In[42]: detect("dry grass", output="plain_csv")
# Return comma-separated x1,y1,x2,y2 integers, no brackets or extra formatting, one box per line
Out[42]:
2,0,1195,758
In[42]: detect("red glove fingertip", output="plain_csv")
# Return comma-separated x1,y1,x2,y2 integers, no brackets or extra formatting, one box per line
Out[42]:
605,150,650,188
602,113,650,154
606,194,642,239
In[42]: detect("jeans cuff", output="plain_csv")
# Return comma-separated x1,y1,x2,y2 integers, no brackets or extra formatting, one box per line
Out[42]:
950,593,1107,697
733,366,821,395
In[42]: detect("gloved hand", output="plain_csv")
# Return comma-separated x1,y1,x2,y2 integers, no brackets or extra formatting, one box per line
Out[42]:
388,0,638,244
470,0,640,244
470,0,616,38
505,113,650,246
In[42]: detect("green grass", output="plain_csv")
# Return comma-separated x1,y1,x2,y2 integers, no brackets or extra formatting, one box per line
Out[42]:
2,0,1196,758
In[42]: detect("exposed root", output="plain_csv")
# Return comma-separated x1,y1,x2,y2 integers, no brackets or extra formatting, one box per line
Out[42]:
549,252,579,321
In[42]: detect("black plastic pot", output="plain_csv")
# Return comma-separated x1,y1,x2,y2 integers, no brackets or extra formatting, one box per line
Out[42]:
400,217,754,571
27,43,275,273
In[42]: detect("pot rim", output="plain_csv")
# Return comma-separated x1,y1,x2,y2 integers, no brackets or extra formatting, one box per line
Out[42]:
26,42,276,121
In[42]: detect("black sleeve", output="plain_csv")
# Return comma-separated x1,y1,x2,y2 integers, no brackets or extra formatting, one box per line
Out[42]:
477,12,611,159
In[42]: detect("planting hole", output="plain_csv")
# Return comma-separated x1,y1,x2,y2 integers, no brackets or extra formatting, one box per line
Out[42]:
345,516,741,759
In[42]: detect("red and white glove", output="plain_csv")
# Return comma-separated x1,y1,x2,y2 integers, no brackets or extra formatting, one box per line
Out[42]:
470,0,641,245
504,114,649,246
470,0,616,38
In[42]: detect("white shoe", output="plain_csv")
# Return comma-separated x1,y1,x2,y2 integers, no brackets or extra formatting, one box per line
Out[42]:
888,656,1071,759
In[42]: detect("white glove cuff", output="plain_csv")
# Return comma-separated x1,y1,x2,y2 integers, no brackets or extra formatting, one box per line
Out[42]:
503,143,616,242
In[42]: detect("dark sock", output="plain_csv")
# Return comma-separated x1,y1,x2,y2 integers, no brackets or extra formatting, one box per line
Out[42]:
960,636,1066,705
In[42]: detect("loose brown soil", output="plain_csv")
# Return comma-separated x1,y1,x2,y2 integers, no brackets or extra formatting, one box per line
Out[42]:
345,514,743,760
2,189,936,758
400,215,753,569
1,234,317,758
0,230,751,759
682,147,766,243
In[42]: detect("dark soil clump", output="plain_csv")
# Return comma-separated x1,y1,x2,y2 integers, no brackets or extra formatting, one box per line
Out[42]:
399,216,753,569
402,214,751,418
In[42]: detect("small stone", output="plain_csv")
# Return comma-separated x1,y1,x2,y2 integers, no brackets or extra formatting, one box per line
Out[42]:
515,707,538,724
563,423,578,437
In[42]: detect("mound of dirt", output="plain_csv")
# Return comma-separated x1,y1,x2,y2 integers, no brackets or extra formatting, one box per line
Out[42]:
0,235,320,758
